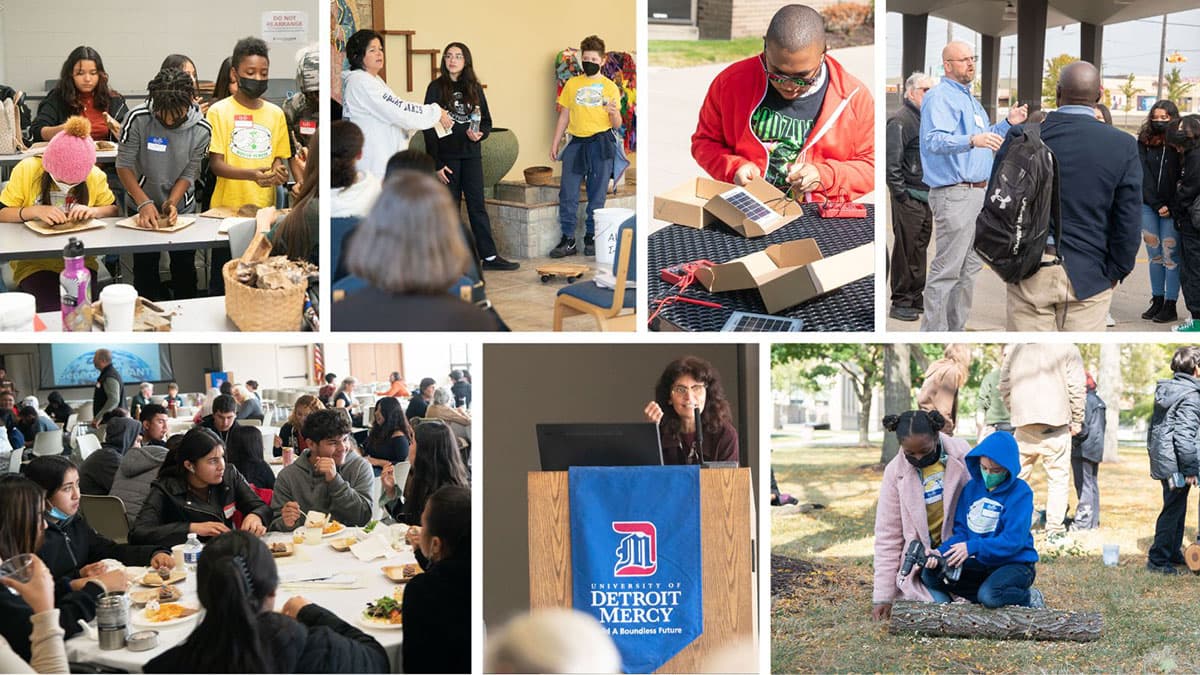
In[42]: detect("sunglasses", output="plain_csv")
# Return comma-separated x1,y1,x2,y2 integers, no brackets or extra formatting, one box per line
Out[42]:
760,52,824,88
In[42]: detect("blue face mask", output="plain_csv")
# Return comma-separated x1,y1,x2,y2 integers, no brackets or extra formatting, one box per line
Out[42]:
982,469,1008,490
47,506,72,521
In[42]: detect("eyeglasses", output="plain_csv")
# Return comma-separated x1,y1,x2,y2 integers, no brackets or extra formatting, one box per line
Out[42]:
947,55,977,64
444,53,464,62
760,53,824,88
671,384,707,397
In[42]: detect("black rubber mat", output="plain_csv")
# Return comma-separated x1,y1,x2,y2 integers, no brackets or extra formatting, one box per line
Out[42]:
648,204,875,332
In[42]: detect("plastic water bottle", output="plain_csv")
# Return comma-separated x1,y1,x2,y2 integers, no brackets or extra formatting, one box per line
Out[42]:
182,533,202,572
469,110,481,135
59,237,92,332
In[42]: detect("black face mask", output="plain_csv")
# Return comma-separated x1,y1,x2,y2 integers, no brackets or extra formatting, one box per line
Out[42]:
904,440,942,469
238,77,269,99
581,61,601,76
1151,120,1169,133
158,111,187,130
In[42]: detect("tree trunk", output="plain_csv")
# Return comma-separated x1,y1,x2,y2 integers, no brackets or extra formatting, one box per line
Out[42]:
1099,343,1122,462
858,384,872,447
881,345,912,464
889,601,1103,642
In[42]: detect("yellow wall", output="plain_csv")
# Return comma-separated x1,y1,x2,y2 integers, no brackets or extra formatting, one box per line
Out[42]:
384,0,636,182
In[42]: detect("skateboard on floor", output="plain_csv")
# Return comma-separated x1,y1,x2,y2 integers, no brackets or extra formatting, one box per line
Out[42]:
537,263,589,283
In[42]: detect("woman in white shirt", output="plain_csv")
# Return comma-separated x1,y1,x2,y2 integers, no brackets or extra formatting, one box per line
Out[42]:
341,29,452,178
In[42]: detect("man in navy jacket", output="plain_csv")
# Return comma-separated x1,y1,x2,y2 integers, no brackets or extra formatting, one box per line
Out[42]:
1002,60,1142,331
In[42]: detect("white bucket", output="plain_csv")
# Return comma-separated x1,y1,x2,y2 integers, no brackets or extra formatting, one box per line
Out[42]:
593,207,634,273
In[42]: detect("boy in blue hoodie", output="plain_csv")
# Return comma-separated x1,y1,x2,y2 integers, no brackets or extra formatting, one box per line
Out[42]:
922,431,1044,608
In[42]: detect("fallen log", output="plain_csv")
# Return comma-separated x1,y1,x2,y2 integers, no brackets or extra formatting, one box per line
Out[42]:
888,600,1103,642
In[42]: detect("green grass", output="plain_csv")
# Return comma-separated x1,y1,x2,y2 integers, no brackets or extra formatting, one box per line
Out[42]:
648,37,762,68
771,431,1200,673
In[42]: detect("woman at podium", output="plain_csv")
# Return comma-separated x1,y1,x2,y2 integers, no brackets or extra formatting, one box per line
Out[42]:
643,356,739,465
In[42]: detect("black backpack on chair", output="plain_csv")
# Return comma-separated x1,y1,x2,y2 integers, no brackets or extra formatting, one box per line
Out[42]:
973,122,1062,283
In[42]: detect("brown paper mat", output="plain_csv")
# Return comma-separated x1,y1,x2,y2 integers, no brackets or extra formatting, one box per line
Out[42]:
23,219,105,236
114,215,197,233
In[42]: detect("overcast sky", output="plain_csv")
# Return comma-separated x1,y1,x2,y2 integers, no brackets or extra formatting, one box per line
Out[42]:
885,9,1200,80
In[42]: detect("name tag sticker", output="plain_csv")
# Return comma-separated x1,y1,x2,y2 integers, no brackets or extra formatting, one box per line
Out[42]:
234,115,253,129
223,502,236,519
974,114,985,129
147,136,168,152
299,120,316,135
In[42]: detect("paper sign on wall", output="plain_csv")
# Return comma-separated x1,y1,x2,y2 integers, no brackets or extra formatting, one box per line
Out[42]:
262,11,308,44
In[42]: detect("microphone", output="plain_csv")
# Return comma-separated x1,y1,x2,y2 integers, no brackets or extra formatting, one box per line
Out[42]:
693,406,704,463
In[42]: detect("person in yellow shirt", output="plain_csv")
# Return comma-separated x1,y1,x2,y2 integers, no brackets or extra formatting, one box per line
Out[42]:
548,35,623,258
0,116,118,311
205,36,292,293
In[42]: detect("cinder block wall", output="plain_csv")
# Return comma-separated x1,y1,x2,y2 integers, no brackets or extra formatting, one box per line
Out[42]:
698,0,840,40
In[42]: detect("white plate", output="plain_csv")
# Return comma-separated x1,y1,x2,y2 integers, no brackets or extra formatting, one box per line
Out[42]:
357,614,403,630
131,603,202,628
320,524,349,538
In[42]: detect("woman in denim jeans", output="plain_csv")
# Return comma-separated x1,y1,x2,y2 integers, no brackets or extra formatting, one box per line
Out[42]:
1138,100,1182,323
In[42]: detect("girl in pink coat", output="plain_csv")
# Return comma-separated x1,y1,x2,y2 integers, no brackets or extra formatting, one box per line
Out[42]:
871,410,971,620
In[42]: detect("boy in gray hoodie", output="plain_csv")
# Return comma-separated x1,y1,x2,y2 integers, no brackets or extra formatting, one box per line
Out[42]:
270,408,374,531
117,67,212,300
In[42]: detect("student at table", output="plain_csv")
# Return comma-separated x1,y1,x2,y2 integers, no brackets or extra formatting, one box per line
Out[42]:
110,405,170,524
284,44,319,196
199,393,239,444
44,392,73,427
226,425,275,490
129,382,153,421
0,474,124,662
163,382,184,409
130,427,270,548
268,131,319,264
0,553,70,675
233,384,263,422
382,420,469,525
363,396,411,476
118,66,211,301
643,356,740,465
274,393,319,457
30,46,128,144
333,376,362,425
78,415,141,495
402,485,471,674
14,406,57,447
270,408,374,531
160,54,208,115
205,37,291,293
144,531,389,674
26,455,172,585
0,116,119,311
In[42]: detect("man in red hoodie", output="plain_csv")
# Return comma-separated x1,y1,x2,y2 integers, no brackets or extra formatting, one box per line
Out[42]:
691,4,873,201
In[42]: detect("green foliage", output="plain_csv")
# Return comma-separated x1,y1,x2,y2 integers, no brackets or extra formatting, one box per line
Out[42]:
1165,67,1195,108
1120,73,1144,113
1041,53,1078,108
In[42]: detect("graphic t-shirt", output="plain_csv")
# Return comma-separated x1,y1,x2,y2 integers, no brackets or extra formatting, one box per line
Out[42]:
557,74,621,138
920,460,946,548
751,74,829,188
206,96,291,209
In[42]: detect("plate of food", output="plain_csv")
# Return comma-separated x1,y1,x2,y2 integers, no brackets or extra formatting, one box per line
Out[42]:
320,521,346,538
329,537,358,552
381,563,423,584
358,595,403,629
129,585,183,606
138,568,187,587
131,602,201,628
269,541,295,558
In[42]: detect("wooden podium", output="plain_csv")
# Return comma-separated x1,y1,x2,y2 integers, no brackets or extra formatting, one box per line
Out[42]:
528,468,756,673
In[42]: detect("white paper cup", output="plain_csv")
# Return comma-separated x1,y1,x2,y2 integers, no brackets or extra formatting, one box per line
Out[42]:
1102,543,1119,566
0,293,36,332
171,544,187,569
99,284,138,332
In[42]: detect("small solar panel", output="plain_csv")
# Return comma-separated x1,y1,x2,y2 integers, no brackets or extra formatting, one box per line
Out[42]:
721,311,803,332
720,187,780,226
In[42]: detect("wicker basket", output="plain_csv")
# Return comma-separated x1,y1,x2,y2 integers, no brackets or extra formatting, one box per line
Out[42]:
524,165,554,186
221,260,306,332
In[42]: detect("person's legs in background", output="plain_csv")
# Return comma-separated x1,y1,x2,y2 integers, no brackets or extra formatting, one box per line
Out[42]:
132,252,167,301
1148,480,1188,571
168,250,198,300
888,196,932,320
457,156,517,270
551,143,584,258
580,155,613,258
18,270,96,313
976,563,1036,608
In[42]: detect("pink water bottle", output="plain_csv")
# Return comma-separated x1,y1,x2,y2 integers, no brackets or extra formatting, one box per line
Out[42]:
60,237,92,332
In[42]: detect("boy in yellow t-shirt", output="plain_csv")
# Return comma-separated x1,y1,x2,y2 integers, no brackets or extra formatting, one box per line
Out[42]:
548,35,622,258
205,36,291,294
0,116,118,311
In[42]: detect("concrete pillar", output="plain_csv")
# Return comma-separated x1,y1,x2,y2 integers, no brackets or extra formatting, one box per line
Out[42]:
901,13,929,106
980,34,1001,122
1081,22,1103,69
1017,0,1049,111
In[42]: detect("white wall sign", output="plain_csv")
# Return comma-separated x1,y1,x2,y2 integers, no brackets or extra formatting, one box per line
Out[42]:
262,11,308,44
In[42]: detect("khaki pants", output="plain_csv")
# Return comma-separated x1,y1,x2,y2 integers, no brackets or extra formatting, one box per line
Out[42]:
1006,259,1113,331
1014,423,1072,536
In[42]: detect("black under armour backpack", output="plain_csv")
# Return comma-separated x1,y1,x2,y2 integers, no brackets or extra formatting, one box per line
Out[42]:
973,122,1061,284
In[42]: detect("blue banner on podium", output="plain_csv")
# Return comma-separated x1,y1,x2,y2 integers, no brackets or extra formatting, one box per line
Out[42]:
569,466,703,673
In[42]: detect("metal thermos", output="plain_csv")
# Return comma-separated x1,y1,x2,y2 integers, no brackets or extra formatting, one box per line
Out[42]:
96,592,129,650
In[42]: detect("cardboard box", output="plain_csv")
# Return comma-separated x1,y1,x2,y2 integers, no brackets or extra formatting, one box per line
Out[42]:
695,239,874,313
652,177,803,237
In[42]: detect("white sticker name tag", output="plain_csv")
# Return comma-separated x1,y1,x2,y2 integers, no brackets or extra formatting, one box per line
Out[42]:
974,114,985,130
147,136,169,152
967,497,1003,534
